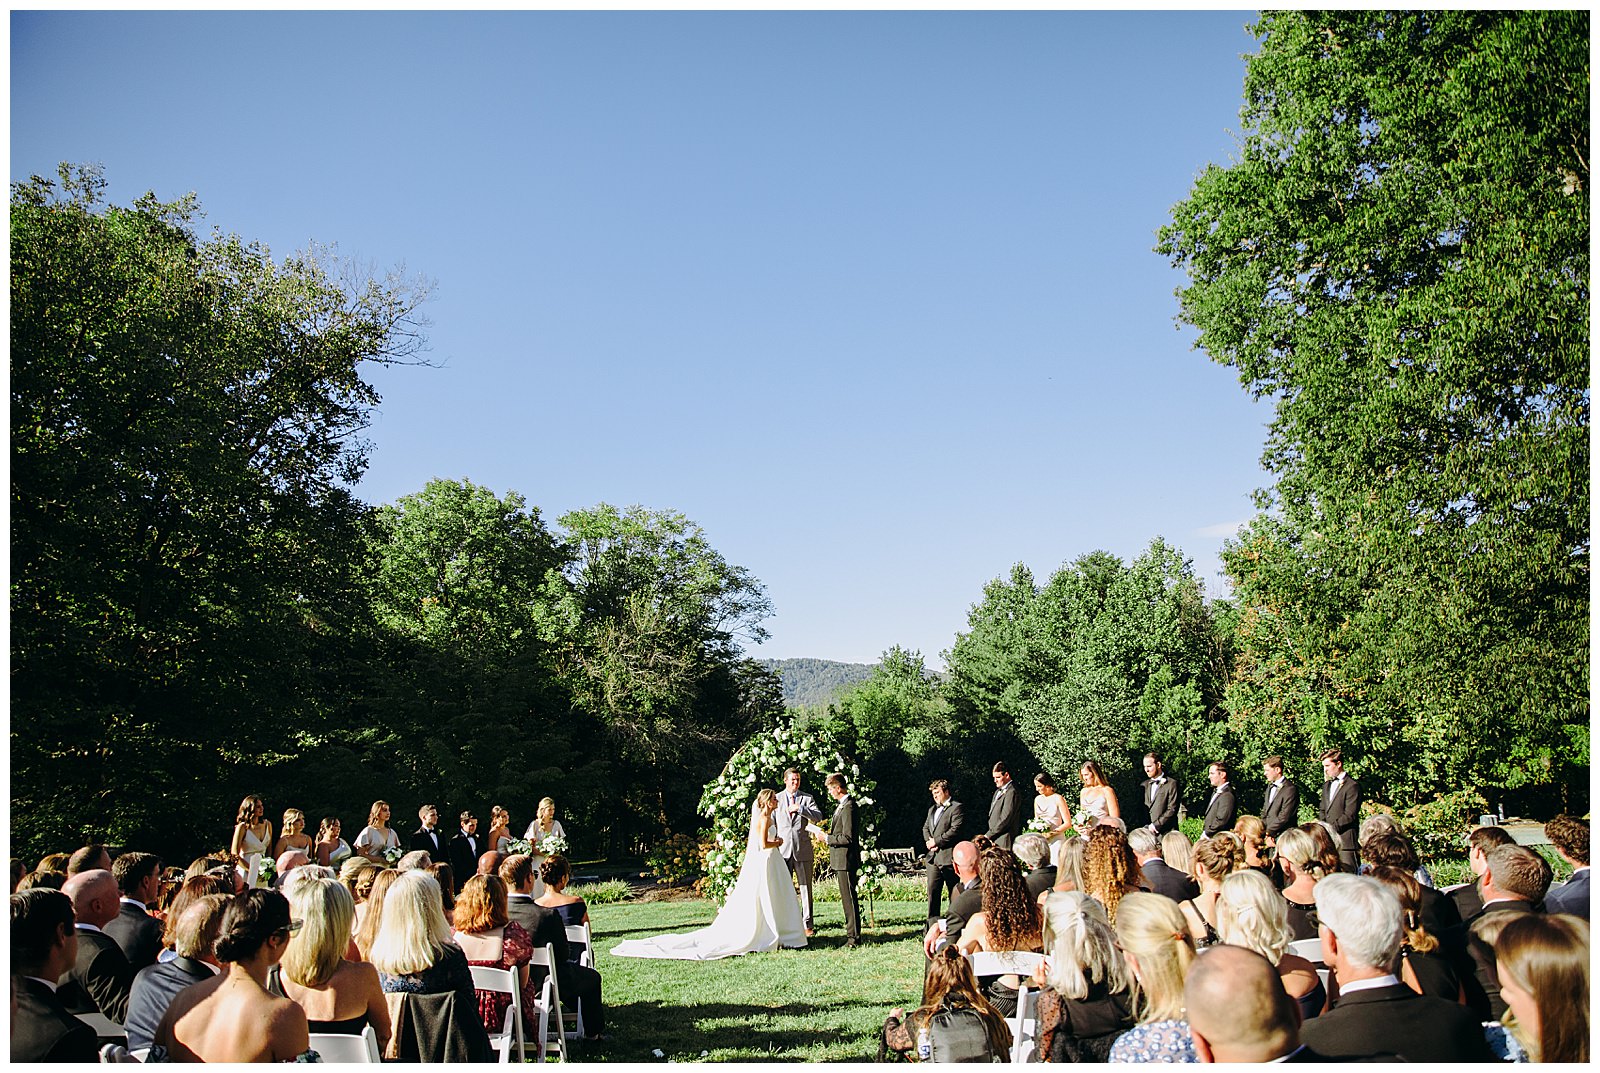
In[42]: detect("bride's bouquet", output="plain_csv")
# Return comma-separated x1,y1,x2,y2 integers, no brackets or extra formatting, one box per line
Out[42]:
538,833,569,858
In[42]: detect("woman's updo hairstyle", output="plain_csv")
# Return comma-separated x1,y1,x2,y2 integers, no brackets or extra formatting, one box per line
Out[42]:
539,854,571,887
1192,834,1245,883
213,889,292,963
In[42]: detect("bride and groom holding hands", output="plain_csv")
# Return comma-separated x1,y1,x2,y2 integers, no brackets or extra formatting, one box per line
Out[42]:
612,769,863,961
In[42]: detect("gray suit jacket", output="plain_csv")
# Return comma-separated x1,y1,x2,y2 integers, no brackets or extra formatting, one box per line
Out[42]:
775,789,823,862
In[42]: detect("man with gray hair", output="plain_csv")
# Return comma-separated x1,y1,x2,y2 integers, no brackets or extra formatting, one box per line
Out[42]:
1129,827,1198,903
57,868,134,1023
1298,874,1492,1060
1013,833,1055,900
395,850,432,873
123,894,227,1049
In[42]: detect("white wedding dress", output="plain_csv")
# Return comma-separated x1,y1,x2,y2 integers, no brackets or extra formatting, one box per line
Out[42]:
611,806,807,961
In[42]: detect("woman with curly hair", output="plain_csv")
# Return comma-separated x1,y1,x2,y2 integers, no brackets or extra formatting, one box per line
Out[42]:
1178,834,1244,948
957,846,1042,1015
881,946,1013,1062
1081,825,1144,924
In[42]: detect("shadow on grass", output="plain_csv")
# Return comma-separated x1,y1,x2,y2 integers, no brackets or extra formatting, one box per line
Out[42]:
600,998,888,1062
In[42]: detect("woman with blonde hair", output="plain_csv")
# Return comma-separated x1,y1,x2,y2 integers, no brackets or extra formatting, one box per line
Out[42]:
1493,913,1589,1063
524,797,566,893
1051,835,1087,896
1232,815,1273,876
280,873,391,1051
881,946,1013,1061
274,809,313,859
1107,892,1197,1062
1179,834,1244,947
1080,825,1143,923
1031,891,1134,1062
352,867,401,961
1159,830,1193,876
1274,827,1329,940
370,871,477,1002
1215,869,1325,1019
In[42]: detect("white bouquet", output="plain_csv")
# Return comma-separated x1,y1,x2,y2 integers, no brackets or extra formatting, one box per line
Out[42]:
1073,811,1090,829
382,846,403,866
255,855,276,888
1024,817,1054,835
506,838,534,856
538,834,569,857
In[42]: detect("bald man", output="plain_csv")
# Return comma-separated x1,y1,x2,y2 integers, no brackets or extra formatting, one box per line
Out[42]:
1186,945,1304,1062
922,841,981,956
58,869,134,1023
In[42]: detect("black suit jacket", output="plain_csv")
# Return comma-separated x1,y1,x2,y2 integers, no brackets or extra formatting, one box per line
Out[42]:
1025,866,1057,901
1140,858,1201,903
922,800,965,866
1463,899,1541,1019
1202,783,1238,837
11,977,99,1063
124,955,214,1050
104,901,164,974
411,826,446,857
1449,878,1485,922
57,926,133,1024
1320,777,1361,851
506,893,570,967
942,879,983,946
986,783,1023,849
1297,981,1494,1061
827,796,861,872
1261,779,1300,837
448,831,482,888
1142,777,1180,834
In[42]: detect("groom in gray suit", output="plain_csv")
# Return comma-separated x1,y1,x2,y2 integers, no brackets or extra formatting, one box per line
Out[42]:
776,768,824,937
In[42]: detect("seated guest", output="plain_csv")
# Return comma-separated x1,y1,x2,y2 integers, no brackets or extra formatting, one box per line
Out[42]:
124,895,227,1050
1030,892,1134,1062
1542,815,1590,920
1368,865,1465,1003
1492,913,1589,1063
1361,832,1460,939
477,850,504,878
923,842,982,956
16,870,65,891
1232,815,1273,877
1186,945,1386,1062
340,857,377,905
274,849,311,889
1274,828,1328,940
1359,818,1435,888
397,850,432,873
106,851,165,972
1465,843,1553,1019
1452,825,1517,921
156,874,233,964
38,853,72,874
1107,892,1197,1062
370,870,476,1004
430,864,457,926
11,888,98,1062
1053,836,1086,894
1013,833,1056,901
880,947,1012,1062
956,845,1042,1016
535,855,592,962
1158,830,1193,877
152,890,313,1061
1080,825,1144,924
352,867,402,961
499,853,606,1040
1215,869,1325,1019
1129,828,1199,903
279,873,390,1053
57,868,133,1023
453,874,534,1036
67,845,112,876
1297,821,1344,876
1297,874,1493,1061
1178,835,1244,948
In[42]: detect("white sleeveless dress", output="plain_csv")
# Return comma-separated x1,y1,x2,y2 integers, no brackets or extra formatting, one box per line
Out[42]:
611,819,807,960
1034,794,1069,867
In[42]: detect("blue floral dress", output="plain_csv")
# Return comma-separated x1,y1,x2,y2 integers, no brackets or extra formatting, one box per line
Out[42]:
1108,1019,1196,1062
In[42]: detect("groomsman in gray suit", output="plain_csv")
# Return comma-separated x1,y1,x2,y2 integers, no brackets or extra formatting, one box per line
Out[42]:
776,767,824,937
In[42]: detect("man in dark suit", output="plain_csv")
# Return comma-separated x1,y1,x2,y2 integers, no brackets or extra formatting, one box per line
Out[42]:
1318,748,1361,870
1129,828,1200,902
66,844,112,876
105,851,164,972
923,841,981,957
824,772,862,947
922,779,965,924
1542,814,1590,920
1463,844,1552,1020
1015,834,1056,900
11,888,99,1063
448,811,482,892
1201,761,1238,837
984,763,1023,850
1260,756,1299,842
124,896,225,1050
57,868,133,1023
411,804,447,859
499,854,605,1039
1140,753,1180,835
1449,825,1516,921
1298,874,1494,1061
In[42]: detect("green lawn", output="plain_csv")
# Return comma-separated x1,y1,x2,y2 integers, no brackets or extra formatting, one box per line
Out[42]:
573,897,928,1063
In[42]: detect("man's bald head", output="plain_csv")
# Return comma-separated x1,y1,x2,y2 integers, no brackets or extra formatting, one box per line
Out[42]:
1185,945,1300,1063
61,869,120,928
477,850,503,876
952,841,979,880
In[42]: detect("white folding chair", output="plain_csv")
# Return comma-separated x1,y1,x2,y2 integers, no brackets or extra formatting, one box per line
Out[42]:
1315,967,1330,992
80,1012,126,1041
1288,937,1324,964
527,944,570,1062
129,1049,150,1063
97,1044,137,1062
965,949,1048,979
469,964,526,1063
564,922,595,969
307,1025,382,1062
1008,984,1040,1063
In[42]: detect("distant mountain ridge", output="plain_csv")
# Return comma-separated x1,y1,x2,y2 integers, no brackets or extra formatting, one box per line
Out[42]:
761,658,876,708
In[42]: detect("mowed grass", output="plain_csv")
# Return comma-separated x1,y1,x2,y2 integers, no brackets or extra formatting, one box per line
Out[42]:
576,897,928,1063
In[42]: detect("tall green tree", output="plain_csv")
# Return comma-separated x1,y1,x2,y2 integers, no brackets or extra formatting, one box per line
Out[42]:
11,165,429,862
1157,11,1589,808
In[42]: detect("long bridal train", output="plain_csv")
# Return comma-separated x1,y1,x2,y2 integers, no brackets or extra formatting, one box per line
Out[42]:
611,791,807,961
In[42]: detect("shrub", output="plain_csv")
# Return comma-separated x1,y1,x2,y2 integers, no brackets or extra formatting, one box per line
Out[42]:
646,832,704,886
570,878,632,905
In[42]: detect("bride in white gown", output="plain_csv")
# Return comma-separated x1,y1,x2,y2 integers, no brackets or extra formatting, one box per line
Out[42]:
611,788,808,960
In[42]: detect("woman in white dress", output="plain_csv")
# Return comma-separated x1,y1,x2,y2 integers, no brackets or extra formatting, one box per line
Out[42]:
230,795,274,887
486,806,513,855
1033,773,1071,867
353,800,401,864
523,797,566,897
315,817,352,869
1076,761,1121,831
611,788,807,961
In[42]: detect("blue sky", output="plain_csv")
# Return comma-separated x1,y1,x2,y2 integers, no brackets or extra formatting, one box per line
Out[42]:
12,10,1272,668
